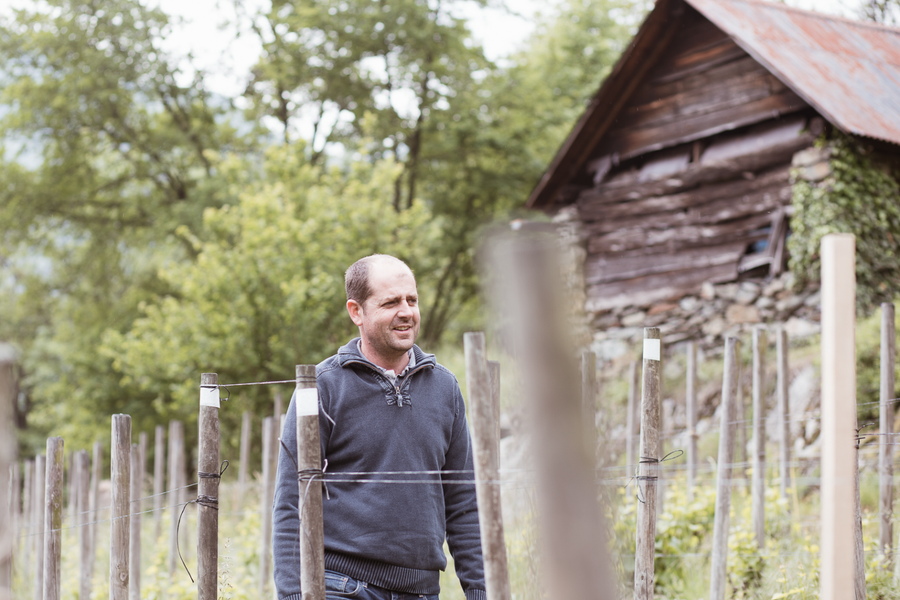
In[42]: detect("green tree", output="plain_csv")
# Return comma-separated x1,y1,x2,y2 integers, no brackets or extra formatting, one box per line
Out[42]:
102,146,442,456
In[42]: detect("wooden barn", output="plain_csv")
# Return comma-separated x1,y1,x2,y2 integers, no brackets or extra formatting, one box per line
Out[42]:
529,0,900,341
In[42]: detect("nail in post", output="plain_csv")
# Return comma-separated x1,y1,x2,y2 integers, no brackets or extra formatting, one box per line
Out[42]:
709,337,740,600
819,233,856,600
465,333,512,600
751,326,767,548
198,373,221,600
634,328,661,600
110,414,131,600
880,303,895,565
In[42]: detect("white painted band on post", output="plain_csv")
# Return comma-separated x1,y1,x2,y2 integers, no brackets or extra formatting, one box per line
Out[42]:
295,388,318,416
643,339,661,361
200,387,220,408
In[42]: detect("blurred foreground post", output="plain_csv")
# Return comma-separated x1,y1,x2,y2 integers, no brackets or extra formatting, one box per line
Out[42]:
751,326,767,548
686,341,698,501
0,344,17,600
709,337,740,600
32,454,45,600
110,414,131,600
198,373,221,600
296,365,325,600
43,436,64,600
490,233,615,600
582,351,598,462
465,333,512,600
880,303,895,566
819,233,856,600
634,328,661,600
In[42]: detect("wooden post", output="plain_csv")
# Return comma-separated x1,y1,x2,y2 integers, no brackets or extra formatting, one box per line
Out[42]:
43,437,64,600
880,303,895,564
259,416,277,599
239,411,251,498
736,353,747,476
129,442,143,600
153,425,165,540
8,462,20,595
77,450,91,600
819,233,856,600
167,420,183,576
854,431,866,600
686,341,698,501
32,454,44,600
110,415,131,600
465,333,512,600
709,337,741,600
0,344,16,600
89,440,102,586
138,431,147,508
274,391,283,422
198,373,221,600
493,232,615,600
751,326,767,548
634,328,661,600
67,450,77,532
295,365,325,600
626,361,640,474
22,460,32,568
776,327,791,498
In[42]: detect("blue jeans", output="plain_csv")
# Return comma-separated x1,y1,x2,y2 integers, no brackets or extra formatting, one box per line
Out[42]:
325,570,440,600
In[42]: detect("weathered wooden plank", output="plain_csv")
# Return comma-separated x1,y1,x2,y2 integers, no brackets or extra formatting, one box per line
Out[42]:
588,214,772,254
620,59,780,130
581,164,792,219
600,89,808,161
585,241,748,285
579,157,792,211
650,39,746,85
585,262,737,312
585,183,791,238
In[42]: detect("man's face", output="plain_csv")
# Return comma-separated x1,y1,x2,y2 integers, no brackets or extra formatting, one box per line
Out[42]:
348,260,420,363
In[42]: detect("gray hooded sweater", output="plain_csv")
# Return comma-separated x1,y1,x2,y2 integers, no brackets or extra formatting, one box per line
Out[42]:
272,339,486,600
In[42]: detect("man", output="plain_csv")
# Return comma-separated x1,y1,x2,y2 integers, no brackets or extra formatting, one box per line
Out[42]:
273,254,486,600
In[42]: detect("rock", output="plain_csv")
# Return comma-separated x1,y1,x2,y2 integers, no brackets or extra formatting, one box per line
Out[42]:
734,285,760,305
726,303,760,324
775,295,805,314
788,365,818,440
784,317,820,338
762,278,784,297
592,312,621,330
702,316,727,336
605,327,643,340
680,296,700,312
803,290,821,307
700,281,715,300
756,296,775,309
715,283,738,300
621,311,647,327
590,338,630,362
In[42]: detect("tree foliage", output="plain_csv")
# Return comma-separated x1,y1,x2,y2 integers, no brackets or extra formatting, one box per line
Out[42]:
0,0,643,454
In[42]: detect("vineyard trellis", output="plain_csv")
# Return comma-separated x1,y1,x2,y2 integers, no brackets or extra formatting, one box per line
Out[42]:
0,232,895,599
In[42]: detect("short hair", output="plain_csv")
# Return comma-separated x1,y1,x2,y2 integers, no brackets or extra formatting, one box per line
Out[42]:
345,255,413,305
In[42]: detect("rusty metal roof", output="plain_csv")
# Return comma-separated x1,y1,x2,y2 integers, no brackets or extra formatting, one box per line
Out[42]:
527,0,900,208
688,0,900,147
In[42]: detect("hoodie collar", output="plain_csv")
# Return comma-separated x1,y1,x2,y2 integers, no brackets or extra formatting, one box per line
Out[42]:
337,337,436,372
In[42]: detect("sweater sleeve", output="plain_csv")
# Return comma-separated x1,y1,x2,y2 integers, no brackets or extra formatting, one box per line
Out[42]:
273,390,303,600
442,384,487,598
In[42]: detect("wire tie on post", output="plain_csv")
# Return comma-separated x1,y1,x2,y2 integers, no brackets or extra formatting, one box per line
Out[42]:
176,460,229,583
630,449,684,503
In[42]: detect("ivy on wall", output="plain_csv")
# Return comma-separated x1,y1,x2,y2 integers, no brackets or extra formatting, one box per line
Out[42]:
788,133,900,313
